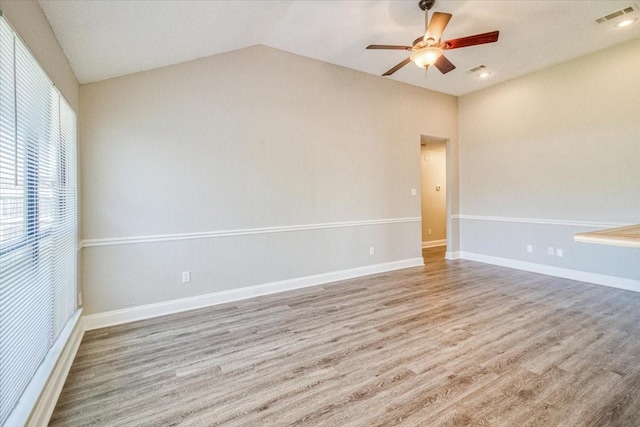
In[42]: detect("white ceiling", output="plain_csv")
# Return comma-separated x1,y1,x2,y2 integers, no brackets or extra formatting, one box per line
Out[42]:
38,0,640,96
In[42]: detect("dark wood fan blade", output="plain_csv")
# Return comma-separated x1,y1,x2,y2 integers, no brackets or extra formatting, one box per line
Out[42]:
443,31,499,50
434,54,456,74
382,57,411,76
366,44,412,51
426,12,452,42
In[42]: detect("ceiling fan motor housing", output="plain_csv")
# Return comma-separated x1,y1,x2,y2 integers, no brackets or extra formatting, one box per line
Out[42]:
366,0,499,77
419,0,436,11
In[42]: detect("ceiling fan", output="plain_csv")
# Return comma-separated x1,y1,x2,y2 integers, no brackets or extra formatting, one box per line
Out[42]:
366,0,499,76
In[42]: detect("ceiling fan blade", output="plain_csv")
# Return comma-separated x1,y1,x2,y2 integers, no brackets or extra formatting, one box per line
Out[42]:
442,30,499,50
382,57,411,76
366,44,412,51
434,55,456,74
426,12,452,43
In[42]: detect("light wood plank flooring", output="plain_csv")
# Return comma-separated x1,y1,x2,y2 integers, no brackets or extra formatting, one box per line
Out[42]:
423,245,446,263
51,256,640,426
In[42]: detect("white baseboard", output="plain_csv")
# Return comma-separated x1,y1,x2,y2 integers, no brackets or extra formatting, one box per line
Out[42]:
83,257,425,330
459,251,640,293
445,251,460,260
422,239,446,249
4,310,84,427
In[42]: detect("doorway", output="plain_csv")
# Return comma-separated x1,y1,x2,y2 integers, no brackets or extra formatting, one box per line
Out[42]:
420,136,447,263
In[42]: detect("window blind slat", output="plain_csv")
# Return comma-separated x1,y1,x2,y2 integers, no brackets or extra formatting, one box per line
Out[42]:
0,16,77,425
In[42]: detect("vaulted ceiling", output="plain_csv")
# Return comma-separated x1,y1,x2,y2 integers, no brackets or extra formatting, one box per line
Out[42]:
38,0,640,96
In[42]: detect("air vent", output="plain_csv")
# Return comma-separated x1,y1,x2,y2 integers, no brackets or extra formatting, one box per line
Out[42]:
595,5,637,23
467,65,486,74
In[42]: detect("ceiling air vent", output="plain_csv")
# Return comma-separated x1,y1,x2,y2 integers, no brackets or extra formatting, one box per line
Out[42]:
595,5,637,23
467,65,486,74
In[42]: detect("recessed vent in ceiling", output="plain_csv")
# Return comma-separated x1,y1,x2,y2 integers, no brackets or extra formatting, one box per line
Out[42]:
467,65,486,74
595,5,637,23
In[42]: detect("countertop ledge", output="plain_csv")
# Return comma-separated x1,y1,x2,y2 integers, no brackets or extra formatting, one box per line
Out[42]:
575,224,640,248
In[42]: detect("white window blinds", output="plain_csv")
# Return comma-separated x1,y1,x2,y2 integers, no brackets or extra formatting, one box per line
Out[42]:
0,15,78,425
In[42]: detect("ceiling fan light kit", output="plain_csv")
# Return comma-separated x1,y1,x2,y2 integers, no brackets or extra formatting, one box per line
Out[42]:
366,0,499,77
411,46,443,68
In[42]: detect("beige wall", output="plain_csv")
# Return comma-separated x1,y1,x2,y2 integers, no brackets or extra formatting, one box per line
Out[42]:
420,141,446,244
458,38,640,280
80,45,459,314
460,39,639,223
0,0,78,110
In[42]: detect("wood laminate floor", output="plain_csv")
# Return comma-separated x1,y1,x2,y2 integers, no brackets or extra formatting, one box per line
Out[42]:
423,246,446,263
51,255,640,426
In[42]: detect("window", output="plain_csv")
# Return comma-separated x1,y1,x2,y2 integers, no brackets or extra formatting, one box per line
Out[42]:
0,15,78,425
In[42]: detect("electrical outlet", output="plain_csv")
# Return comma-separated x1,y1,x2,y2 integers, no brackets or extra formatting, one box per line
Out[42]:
428,229,432,236
182,271,191,283
556,248,563,257
411,188,417,196
78,292,83,306
369,246,375,255
526,245,533,253
547,247,555,255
